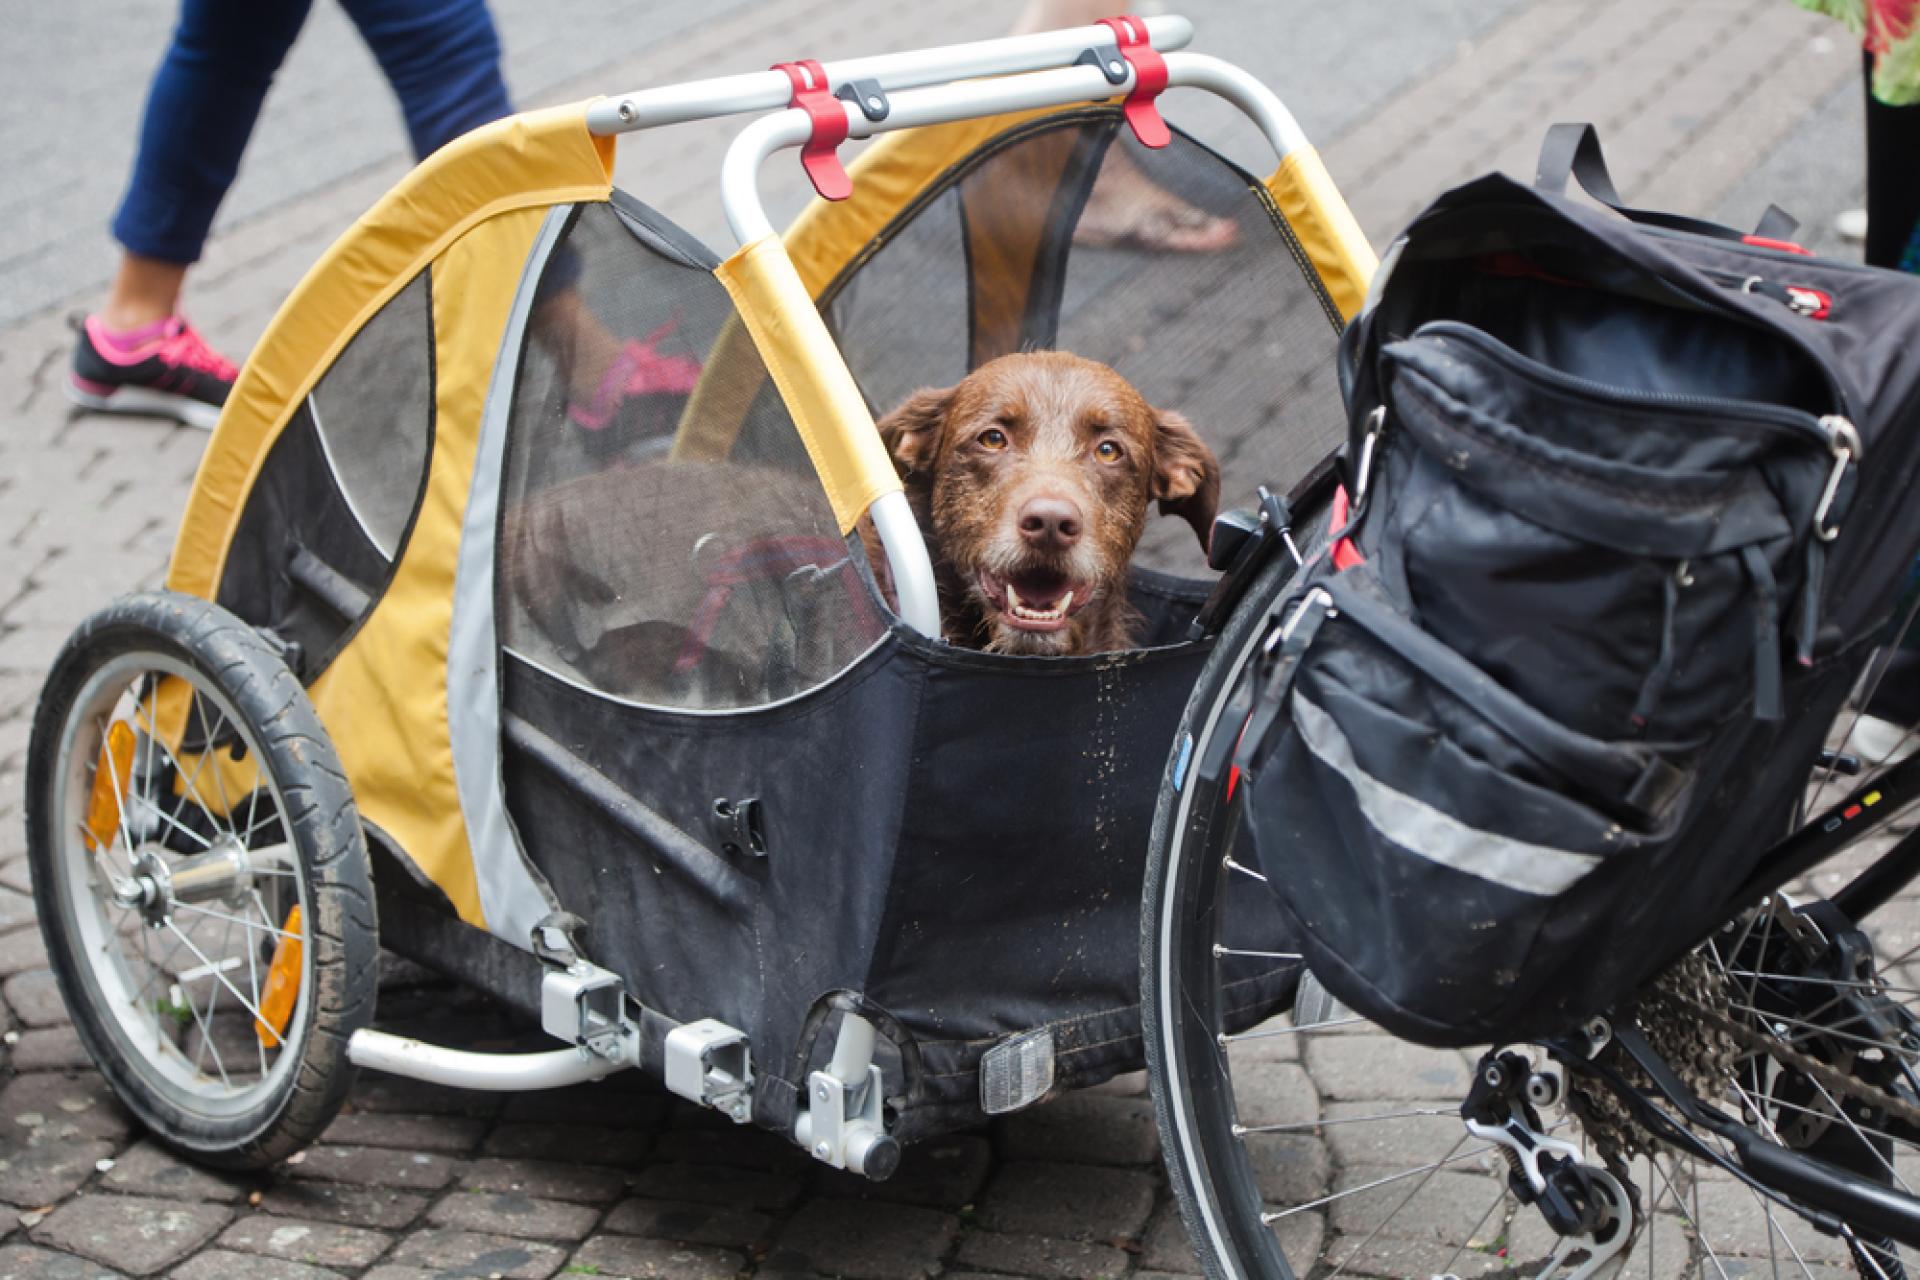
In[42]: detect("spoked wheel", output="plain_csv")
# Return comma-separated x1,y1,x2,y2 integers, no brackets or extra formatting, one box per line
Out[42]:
26,592,377,1168
1145,548,1920,1278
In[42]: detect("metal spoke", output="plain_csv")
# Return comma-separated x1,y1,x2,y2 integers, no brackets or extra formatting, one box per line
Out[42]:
1223,1014,1365,1044
1322,1131,1476,1279
1264,1138,1507,1221
170,901,297,940
1213,945,1300,961
163,920,274,1027
1235,1107,1455,1137
1224,856,1266,882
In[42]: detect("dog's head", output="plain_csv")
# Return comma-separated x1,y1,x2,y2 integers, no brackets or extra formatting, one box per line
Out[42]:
877,352,1220,655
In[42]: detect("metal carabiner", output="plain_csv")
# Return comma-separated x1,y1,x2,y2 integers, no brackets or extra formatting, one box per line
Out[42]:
1813,414,1862,543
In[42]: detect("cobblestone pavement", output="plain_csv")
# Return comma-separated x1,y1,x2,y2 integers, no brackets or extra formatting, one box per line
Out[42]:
0,1,1876,1275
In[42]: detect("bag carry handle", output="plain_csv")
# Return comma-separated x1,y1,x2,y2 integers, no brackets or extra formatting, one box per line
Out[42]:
1535,123,1799,244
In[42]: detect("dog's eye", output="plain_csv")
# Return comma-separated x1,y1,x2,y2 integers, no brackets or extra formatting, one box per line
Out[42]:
978,428,1009,451
1095,440,1124,462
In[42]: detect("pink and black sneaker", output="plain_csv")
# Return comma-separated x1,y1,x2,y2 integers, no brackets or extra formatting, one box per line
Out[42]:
67,313,239,430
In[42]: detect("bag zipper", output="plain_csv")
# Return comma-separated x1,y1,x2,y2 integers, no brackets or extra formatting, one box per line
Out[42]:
1409,320,1847,454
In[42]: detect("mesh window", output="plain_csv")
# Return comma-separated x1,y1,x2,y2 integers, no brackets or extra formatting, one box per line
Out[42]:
498,196,887,711
823,108,1347,578
216,268,433,678
308,271,435,559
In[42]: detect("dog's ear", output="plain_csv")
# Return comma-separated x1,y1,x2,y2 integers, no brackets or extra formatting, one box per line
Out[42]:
1152,410,1222,553
875,385,953,486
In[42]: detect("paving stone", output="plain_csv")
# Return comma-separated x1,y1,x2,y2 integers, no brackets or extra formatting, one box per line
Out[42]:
997,1092,1160,1166
1243,1132,1331,1208
645,1121,813,1174
382,1227,567,1280
0,1072,131,1145
0,862,27,898
171,1248,348,1280
569,1232,748,1279
0,1138,115,1205
0,927,45,978
0,1242,126,1278
2,969,66,1027
626,1161,806,1212
482,1123,652,1168
1691,1177,1854,1267
319,1110,487,1154
811,1133,991,1210
953,1230,1133,1279
1304,1035,1473,1105
0,890,33,934
10,1026,91,1071
975,1162,1158,1242
426,1189,600,1241
216,1213,392,1268
1320,1099,1475,1171
500,1085,667,1129
764,1198,957,1279
457,1156,628,1205
256,1182,430,1231
1326,1168,1507,1246
601,1197,774,1250
360,1269,444,1280
347,1075,502,1119
100,1140,251,1204
1222,1061,1318,1130
283,1144,457,1192
1138,1205,1205,1274
30,1194,230,1277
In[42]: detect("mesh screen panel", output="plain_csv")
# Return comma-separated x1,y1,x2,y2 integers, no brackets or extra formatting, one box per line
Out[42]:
309,270,433,559
823,109,1347,578
499,199,886,711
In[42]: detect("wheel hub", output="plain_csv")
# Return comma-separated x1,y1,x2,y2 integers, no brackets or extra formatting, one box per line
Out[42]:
119,839,256,927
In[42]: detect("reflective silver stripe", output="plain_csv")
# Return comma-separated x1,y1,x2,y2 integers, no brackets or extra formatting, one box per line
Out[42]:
1291,693,1602,897
447,205,570,950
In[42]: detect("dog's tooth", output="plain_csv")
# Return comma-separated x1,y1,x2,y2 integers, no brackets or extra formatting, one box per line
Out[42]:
1007,583,1023,612
1060,591,1072,615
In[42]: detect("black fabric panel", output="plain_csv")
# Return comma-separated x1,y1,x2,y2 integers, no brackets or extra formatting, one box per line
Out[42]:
215,406,392,679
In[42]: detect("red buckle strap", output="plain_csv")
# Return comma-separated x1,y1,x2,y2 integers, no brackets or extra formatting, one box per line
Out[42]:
1097,15,1170,149
772,59,852,201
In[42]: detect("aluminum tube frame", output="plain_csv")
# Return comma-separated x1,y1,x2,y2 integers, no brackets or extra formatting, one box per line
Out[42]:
347,1027,626,1091
585,16,1194,134
869,491,940,640
718,52,1310,244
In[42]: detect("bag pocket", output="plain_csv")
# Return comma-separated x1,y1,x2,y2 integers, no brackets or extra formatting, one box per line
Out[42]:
1367,320,1845,743
1249,573,1674,1044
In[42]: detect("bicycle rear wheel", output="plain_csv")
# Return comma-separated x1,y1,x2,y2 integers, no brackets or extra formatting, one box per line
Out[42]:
1146,548,1920,1278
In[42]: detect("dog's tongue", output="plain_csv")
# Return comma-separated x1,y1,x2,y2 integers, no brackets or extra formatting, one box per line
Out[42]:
1007,569,1070,610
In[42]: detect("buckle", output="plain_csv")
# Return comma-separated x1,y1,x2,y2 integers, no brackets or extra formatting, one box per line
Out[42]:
1095,16,1171,149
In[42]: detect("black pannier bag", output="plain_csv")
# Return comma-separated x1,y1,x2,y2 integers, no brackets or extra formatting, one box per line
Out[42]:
1241,126,1920,1047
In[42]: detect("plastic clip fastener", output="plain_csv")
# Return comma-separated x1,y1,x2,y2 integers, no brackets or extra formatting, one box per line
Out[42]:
1096,15,1170,148
772,59,852,201
835,78,890,123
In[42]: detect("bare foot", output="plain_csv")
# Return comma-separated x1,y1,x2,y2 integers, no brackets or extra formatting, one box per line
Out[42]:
1074,150,1238,253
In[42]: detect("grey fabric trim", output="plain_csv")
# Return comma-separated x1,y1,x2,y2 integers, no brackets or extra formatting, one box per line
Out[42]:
448,205,571,951
1291,692,1602,897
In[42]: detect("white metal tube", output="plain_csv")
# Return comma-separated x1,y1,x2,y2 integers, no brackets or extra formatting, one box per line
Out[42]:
347,1028,625,1091
869,491,940,639
586,16,1194,134
826,1013,879,1087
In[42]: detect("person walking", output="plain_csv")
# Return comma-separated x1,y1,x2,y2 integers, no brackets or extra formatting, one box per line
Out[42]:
69,0,514,429
1798,0,1920,272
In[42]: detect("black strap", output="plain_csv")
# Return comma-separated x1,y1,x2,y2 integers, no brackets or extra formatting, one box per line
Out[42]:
1739,544,1785,722
1328,577,1687,821
1535,123,1800,244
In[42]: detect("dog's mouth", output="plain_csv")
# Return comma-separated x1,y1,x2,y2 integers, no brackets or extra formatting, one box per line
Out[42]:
977,567,1095,633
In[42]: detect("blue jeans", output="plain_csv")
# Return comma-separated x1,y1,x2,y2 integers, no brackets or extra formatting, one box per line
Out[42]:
112,0,514,265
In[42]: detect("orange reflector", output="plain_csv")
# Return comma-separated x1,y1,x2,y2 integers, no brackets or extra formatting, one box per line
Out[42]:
84,721,137,851
254,905,303,1048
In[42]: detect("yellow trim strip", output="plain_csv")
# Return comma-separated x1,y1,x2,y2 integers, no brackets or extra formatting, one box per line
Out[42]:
1264,146,1376,321
714,235,903,534
167,103,616,602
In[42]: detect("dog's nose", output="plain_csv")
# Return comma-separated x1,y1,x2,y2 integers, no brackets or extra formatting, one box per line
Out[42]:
1017,496,1083,549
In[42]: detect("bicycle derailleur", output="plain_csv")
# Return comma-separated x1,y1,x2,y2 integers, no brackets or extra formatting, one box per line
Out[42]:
1451,1049,1634,1280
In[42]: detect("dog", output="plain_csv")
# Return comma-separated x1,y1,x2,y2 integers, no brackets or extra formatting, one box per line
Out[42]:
870,351,1220,656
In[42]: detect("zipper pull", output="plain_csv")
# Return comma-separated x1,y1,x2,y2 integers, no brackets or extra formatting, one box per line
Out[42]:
1813,415,1861,542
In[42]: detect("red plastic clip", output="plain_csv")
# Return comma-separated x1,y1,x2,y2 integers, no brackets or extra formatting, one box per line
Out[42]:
1097,16,1170,149
772,59,852,201
1743,234,1814,257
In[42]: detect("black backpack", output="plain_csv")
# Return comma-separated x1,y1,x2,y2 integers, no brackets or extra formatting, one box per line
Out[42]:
1241,125,1920,1047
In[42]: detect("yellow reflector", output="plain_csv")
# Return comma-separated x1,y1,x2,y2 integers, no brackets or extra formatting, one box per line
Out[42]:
1865,791,1884,807
255,905,304,1047
84,721,137,851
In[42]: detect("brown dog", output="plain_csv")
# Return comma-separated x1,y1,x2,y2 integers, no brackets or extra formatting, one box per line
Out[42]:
871,352,1220,656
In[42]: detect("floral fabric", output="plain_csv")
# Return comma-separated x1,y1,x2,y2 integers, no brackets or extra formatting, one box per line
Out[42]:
1798,0,1920,103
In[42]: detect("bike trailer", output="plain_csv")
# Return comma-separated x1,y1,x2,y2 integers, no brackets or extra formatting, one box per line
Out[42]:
142,23,1372,1150
1238,125,1920,1047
